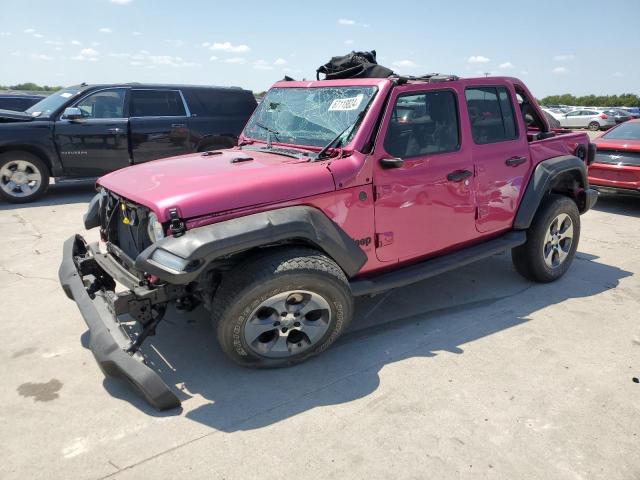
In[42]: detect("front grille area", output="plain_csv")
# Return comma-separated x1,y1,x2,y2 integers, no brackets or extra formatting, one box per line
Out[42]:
100,192,152,260
594,149,640,167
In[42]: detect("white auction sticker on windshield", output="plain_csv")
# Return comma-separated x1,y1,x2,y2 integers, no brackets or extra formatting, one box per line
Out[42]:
328,94,364,111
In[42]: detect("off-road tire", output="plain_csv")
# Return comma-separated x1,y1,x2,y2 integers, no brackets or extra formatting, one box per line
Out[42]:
587,121,600,131
212,247,353,368
512,194,580,283
0,151,50,203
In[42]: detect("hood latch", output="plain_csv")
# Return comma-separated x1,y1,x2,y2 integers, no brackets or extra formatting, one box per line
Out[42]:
168,208,186,237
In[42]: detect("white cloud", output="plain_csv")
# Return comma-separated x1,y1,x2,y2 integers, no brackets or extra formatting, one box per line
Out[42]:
130,61,143,66
33,33,44,38
552,66,569,74
344,39,353,45
70,40,82,46
30,53,54,61
10,51,20,57
23,28,35,34
338,18,369,27
99,27,112,33
110,0,133,4
0,32,12,36
392,59,418,68
520,70,529,75
209,55,218,61
273,58,287,66
553,54,575,61
45,40,64,46
613,71,623,78
165,39,185,47
498,62,515,70
132,31,142,36
210,42,250,53
147,55,199,67
224,57,246,64
91,42,101,47
201,42,211,47
72,48,100,61
468,55,490,64
139,49,149,55
253,59,273,70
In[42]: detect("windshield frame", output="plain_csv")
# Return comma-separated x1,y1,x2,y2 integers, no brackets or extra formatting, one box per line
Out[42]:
25,86,85,118
241,85,380,153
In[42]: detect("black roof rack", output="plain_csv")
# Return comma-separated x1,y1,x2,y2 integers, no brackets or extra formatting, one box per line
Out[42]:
394,73,459,85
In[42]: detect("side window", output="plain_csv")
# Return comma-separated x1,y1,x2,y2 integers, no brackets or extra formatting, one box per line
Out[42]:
130,90,186,117
383,90,460,158
74,89,126,119
465,87,519,144
567,111,581,117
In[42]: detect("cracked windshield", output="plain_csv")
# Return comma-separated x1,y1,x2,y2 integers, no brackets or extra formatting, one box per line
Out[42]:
244,86,377,148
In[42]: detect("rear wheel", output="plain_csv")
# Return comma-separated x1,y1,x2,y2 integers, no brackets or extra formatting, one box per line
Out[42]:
0,152,50,203
512,194,580,283
588,121,600,131
212,247,353,368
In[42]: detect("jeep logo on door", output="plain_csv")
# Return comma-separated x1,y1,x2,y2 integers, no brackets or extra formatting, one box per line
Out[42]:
354,237,372,248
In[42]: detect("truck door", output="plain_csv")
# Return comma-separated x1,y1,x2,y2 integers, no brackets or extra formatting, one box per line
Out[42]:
54,88,130,177
465,85,530,233
129,89,192,163
373,85,478,263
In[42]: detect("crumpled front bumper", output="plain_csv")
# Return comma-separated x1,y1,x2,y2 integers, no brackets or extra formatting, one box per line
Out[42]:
58,234,180,411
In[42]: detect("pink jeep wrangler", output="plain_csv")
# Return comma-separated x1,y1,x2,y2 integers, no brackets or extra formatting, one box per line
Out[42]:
60,74,598,409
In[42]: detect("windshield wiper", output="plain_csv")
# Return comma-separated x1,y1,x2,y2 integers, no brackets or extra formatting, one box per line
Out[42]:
315,110,366,161
255,122,280,149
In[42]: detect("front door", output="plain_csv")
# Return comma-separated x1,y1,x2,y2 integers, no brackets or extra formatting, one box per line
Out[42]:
54,88,130,177
373,86,478,263
129,89,192,163
465,85,531,233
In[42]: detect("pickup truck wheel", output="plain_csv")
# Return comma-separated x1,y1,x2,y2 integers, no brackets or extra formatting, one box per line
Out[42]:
512,194,580,283
212,247,353,368
588,121,600,131
0,152,50,203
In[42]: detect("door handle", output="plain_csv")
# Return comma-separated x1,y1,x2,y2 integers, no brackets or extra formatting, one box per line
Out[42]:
447,169,472,182
107,127,123,134
171,123,186,128
506,156,527,167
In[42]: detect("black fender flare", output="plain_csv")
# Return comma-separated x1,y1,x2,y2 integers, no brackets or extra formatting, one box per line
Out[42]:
513,155,589,230
135,206,368,284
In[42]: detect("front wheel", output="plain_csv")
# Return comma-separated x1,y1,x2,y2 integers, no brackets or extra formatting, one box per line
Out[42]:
212,247,353,368
0,152,50,203
512,194,580,283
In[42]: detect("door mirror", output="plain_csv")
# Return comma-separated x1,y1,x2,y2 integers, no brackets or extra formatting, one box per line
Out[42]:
380,157,404,169
62,107,84,121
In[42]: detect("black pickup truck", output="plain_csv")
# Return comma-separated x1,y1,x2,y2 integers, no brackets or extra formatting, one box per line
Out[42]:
0,83,257,203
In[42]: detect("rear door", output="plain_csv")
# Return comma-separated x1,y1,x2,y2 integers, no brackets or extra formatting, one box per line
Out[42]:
54,88,130,176
129,89,192,163
563,110,582,128
465,85,531,233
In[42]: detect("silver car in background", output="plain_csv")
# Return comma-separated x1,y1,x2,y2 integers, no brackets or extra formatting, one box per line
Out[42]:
558,108,616,131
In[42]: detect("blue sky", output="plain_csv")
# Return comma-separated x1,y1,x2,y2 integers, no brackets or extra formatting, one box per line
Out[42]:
1,0,639,97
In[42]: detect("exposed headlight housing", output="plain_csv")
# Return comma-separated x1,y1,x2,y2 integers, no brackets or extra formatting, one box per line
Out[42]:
147,212,165,243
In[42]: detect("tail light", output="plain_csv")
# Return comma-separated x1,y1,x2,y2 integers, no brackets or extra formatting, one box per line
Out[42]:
599,113,608,119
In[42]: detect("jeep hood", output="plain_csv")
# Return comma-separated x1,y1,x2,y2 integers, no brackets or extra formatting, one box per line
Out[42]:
0,109,34,122
97,149,336,221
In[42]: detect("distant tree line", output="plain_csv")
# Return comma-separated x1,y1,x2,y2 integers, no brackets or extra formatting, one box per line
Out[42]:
540,93,640,107
0,82,62,92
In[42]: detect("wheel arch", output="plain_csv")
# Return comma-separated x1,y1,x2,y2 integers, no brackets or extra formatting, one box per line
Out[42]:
0,146,54,176
513,155,589,230
135,206,368,284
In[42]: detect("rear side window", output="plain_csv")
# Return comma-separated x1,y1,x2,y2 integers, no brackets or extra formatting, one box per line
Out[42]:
384,90,460,158
130,90,186,117
466,86,518,144
183,89,256,117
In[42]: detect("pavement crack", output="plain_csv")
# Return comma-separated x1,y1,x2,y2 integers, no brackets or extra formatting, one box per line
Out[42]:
0,266,57,283
12,212,44,240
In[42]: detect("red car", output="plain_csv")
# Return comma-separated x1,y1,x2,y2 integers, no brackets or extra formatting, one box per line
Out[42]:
589,119,640,195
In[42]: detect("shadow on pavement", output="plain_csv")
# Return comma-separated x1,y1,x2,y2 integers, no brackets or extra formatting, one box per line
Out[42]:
0,181,95,210
592,194,640,219
98,250,631,431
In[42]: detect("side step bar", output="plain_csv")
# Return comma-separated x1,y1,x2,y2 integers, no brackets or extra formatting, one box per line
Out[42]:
350,231,526,297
